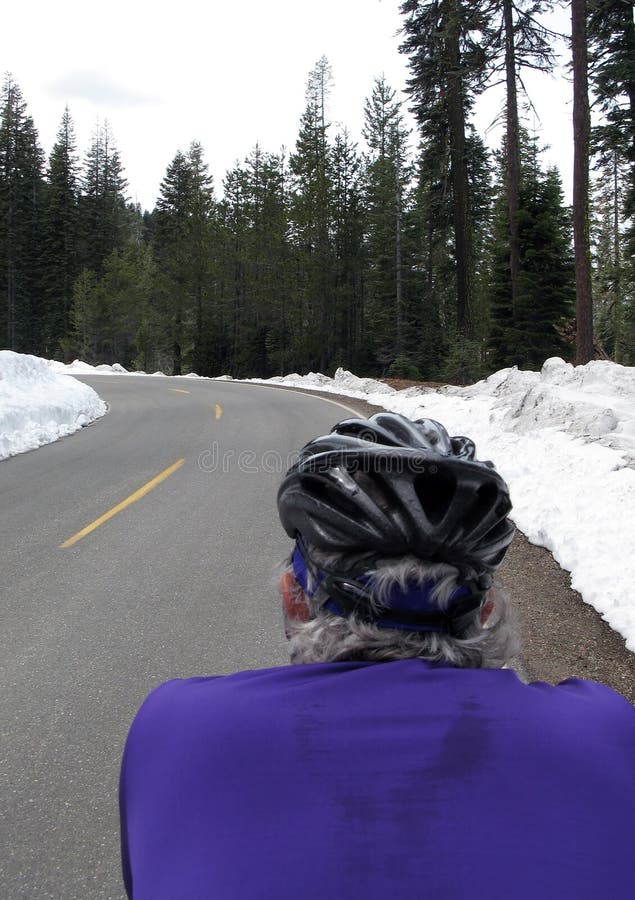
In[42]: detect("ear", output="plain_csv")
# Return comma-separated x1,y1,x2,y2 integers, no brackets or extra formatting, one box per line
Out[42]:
281,571,310,623
480,592,495,625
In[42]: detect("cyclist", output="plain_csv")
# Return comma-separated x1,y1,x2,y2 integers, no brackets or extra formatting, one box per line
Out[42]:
120,413,635,899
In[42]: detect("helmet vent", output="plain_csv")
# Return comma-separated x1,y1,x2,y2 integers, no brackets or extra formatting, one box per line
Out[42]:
461,481,499,536
413,468,457,525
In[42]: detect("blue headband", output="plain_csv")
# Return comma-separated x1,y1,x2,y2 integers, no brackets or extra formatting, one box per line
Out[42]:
291,543,476,633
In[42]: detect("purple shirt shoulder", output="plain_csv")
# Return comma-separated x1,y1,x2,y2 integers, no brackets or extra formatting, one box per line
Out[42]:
120,661,635,899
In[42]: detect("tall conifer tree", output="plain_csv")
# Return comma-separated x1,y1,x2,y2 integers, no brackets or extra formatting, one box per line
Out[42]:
151,144,215,374
362,77,411,371
79,120,128,273
0,74,45,351
588,0,635,243
400,0,487,341
41,106,80,353
481,0,556,331
331,130,364,368
489,139,574,368
289,57,335,370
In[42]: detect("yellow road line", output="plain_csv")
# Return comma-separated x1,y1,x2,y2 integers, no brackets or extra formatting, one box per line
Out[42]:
59,458,186,549
214,404,223,420
170,388,190,394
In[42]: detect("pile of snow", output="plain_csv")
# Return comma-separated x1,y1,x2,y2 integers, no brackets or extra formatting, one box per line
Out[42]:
250,358,635,652
48,358,130,375
252,367,396,397
50,359,204,379
0,351,107,460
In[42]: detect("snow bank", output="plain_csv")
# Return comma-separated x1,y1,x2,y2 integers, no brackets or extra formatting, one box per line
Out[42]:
0,351,107,460
50,359,203,379
48,358,131,375
250,358,635,652
250,367,396,396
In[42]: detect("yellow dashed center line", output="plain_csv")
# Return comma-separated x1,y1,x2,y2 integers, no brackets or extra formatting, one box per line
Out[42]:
170,388,190,394
59,458,186,549
215,404,223,420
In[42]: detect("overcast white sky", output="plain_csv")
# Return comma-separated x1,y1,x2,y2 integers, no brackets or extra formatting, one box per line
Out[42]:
2,0,574,211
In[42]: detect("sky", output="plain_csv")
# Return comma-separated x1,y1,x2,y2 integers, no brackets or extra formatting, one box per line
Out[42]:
2,0,575,211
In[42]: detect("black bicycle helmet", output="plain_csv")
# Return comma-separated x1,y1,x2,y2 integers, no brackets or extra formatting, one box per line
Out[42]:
277,413,514,576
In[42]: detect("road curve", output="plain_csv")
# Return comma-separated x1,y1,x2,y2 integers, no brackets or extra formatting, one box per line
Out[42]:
0,375,363,900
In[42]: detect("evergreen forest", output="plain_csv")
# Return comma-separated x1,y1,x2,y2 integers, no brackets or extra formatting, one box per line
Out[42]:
1,0,633,381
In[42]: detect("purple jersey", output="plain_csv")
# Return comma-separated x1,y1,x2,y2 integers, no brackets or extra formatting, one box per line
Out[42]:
120,660,635,899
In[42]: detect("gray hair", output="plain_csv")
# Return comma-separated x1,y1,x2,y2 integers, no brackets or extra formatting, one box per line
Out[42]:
284,549,519,669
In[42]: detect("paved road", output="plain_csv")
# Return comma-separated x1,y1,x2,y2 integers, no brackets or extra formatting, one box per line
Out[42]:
0,376,361,900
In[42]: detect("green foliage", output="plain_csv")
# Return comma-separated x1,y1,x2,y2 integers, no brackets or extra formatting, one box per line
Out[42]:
400,0,492,338
488,141,575,369
362,77,411,367
330,130,365,371
151,142,216,375
64,243,155,366
440,337,483,385
79,121,128,274
591,152,635,365
40,107,80,355
387,355,422,379
0,74,46,352
289,56,337,372
218,145,290,376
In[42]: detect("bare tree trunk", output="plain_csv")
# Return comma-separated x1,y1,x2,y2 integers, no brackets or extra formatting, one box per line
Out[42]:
395,171,403,356
612,152,622,362
572,0,594,364
446,0,473,339
503,0,521,319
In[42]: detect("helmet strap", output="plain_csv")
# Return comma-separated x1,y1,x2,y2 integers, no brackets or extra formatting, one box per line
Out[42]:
292,540,487,636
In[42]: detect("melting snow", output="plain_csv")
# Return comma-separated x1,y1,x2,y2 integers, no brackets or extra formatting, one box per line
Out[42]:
0,351,107,460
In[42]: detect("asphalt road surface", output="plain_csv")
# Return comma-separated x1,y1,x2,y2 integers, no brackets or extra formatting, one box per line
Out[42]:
0,376,361,900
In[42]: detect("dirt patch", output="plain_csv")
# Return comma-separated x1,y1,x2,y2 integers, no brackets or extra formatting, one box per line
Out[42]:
381,378,448,391
499,533,635,705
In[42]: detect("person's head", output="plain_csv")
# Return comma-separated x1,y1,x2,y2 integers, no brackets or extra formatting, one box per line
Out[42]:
277,413,518,668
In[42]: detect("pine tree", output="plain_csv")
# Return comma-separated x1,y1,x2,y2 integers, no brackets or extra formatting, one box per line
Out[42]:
289,57,336,371
79,120,128,274
62,243,155,367
152,150,193,375
185,141,216,374
65,268,100,362
362,77,412,373
481,0,556,334
400,0,488,341
0,74,45,352
588,0,635,243
41,106,80,355
591,150,634,363
151,143,215,375
218,146,291,375
588,0,634,364
218,163,250,373
488,139,574,368
408,115,454,377
331,130,364,369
